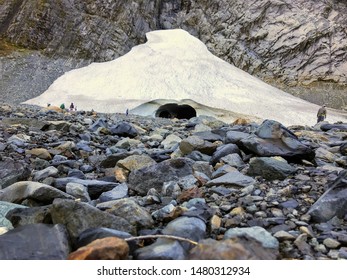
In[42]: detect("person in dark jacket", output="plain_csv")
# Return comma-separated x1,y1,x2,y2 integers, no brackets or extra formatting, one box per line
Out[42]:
317,105,327,123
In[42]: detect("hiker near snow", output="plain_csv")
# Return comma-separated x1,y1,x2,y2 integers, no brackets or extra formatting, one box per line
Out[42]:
317,105,327,123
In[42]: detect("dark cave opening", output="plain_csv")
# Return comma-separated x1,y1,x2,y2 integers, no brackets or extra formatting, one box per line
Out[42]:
155,103,197,119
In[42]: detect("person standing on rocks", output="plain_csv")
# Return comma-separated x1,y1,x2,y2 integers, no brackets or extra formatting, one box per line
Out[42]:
69,102,75,111
317,105,327,123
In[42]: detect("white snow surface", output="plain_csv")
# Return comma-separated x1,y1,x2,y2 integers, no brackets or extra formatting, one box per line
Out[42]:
23,29,347,126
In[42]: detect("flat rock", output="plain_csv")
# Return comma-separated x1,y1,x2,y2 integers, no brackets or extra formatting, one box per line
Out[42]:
0,157,30,189
240,120,314,161
189,237,278,260
5,205,52,228
0,223,70,260
128,158,194,196
0,181,74,205
50,199,136,243
307,171,347,222
106,198,154,230
0,201,27,229
54,177,119,199
224,226,279,249
247,157,296,180
205,171,255,188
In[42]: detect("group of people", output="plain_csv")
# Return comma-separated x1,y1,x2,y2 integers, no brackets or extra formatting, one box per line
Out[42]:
57,103,77,112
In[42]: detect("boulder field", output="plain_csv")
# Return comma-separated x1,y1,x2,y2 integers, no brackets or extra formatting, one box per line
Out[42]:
0,103,347,260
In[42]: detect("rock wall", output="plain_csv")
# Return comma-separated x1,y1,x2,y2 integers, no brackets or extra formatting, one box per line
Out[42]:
0,0,347,108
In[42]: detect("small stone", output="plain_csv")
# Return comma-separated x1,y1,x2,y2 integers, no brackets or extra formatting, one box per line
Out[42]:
271,208,284,217
294,234,313,256
230,206,246,217
323,238,341,249
299,226,315,238
300,214,311,223
66,182,91,202
327,249,340,259
210,215,222,231
314,244,327,254
0,227,9,235
338,247,347,259
224,226,279,249
33,166,59,181
177,186,202,203
25,148,52,160
114,167,129,182
273,230,296,241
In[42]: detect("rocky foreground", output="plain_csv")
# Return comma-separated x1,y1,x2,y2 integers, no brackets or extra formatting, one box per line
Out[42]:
0,103,347,260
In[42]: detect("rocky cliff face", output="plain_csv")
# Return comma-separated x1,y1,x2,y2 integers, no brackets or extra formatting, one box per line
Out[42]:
1,0,347,108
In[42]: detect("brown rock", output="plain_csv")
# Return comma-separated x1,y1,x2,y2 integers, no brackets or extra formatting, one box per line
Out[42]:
210,215,222,231
116,154,156,172
25,148,52,160
114,167,129,182
177,186,202,203
68,237,129,260
189,237,278,260
232,118,251,125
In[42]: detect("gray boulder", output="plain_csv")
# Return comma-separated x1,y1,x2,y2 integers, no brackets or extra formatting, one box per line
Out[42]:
66,182,91,202
240,120,313,161
225,131,250,144
50,199,136,242
106,198,154,230
224,226,279,249
54,177,119,199
88,118,108,132
320,123,347,132
98,183,128,202
33,166,59,181
109,122,138,138
210,143,241,166
0,157,30,189
247,157,296,180
340,142,347,156
5,205,52,228
179,135,217,156
0,181,74,205
128,158,194,195
135,239,187,260
0,224,70,260
0,201,27,229
307,171,347,222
